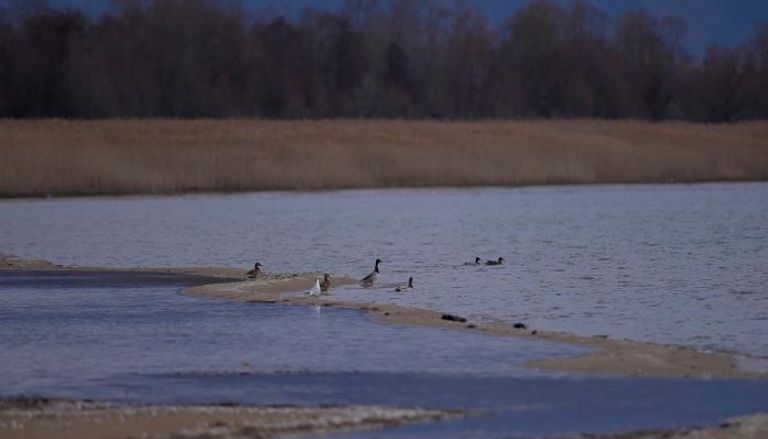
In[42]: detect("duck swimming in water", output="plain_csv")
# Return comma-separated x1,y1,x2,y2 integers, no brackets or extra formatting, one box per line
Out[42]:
320,273,332,294
395,277,414,292
307,278,322,297
246,262,263,279
463,257,481,266
360,258,381,287
485,257,505,266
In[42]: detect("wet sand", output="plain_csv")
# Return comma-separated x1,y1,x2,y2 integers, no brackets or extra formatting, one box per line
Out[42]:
575,413,768,439
0,256,60,270
1,399,766,439
0,398,459,439
0,254,247,280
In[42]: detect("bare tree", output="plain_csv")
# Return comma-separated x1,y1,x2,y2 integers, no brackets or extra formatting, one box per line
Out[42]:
0,0,765,121
614,10,687,120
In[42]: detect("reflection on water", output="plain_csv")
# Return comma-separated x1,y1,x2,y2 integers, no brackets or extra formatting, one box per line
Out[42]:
1,183,766,355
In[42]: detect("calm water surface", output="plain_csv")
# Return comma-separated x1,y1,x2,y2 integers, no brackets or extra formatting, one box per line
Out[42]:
1,183,766,355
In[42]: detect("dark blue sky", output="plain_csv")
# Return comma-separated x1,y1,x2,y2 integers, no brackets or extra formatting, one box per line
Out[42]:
10,0,768,55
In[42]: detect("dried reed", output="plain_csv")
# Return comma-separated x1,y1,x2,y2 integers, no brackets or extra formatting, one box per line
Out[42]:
1,119,767,197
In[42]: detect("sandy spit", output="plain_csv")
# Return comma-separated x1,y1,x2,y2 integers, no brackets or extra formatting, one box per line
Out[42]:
0,256,60,270
185,275,768,380
0,255,244,279
0,398,460,439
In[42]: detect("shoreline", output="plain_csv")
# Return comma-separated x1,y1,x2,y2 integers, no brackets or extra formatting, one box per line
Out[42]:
2,179,768,201
2,255,765,380
0,398,460,439
574,413,768,439
1,398,766,439
0,256,245,280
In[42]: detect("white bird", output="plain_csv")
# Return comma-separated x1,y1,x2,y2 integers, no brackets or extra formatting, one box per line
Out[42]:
360,258,381,287
307,278,322,297
395,277,414,292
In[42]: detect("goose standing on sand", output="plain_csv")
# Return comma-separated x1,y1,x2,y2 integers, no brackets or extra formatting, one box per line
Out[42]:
395,277,414,292
307,278,322,297
463,257,481,266
320,273,332,294
485,257,505,266
246,262,263,279
360,258,382,287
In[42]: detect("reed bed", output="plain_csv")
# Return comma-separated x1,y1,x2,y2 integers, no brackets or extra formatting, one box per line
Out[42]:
1,119,767,197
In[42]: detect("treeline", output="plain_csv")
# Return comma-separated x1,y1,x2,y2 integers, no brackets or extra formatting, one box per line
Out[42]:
1,0,767,121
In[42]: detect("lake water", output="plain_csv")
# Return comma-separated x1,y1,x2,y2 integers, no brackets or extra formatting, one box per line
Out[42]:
1,183,767,356
2,271,768,438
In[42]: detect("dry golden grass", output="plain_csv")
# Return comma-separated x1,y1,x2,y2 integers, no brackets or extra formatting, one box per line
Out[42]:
1,119,767,197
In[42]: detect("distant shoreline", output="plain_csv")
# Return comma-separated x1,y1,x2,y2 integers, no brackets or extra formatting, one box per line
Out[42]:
1,119,767,198
3,179,768,202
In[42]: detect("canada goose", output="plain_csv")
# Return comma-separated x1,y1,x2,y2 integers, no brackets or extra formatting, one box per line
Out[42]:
246,262,263,279
463,257,481,265
320,273,332,294
395,277,414,292
360,258,382,287
307,278,322,297
485,257,505,266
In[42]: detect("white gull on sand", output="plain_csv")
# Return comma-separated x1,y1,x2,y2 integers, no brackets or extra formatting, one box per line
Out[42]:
307,279,322,297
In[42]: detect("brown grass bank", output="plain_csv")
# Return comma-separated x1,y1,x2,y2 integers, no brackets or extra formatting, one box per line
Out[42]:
1,119,767,197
